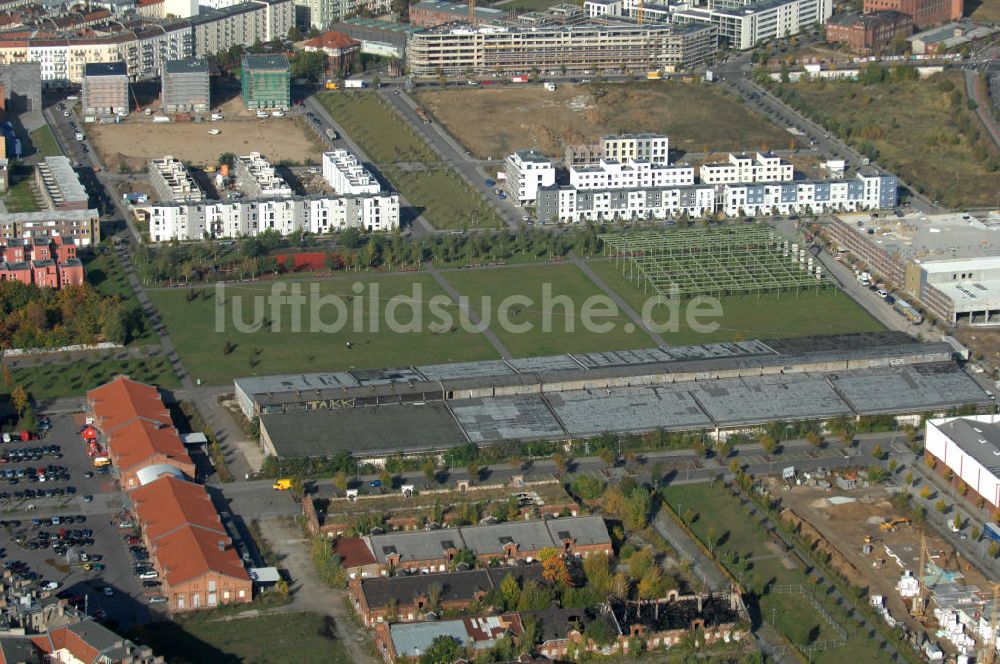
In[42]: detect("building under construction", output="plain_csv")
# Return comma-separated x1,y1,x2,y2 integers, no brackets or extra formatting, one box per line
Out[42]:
405,21,717,76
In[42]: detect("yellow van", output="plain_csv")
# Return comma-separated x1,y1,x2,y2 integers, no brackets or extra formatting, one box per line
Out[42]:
272,479,292,491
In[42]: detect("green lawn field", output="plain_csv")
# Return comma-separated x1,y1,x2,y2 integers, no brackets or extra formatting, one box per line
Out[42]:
660,483,898,663
14,356,179,400
317,92,502,230
129,612,350,664
29,125,63,159
443,263,653,356
587,259,884,344
146,273,500,385
2,172,39,213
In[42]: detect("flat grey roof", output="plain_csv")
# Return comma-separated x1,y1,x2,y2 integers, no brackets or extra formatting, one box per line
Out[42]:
690,374,852,426
546,386,711,437
260,403,466,457
934,418,1000,475
242,53,289,70
84,61,126,77
832,364,992,415
165,57,208,74
448,396,564,443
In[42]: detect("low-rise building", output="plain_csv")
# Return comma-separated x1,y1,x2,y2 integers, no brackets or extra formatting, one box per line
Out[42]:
825,11,913,54
906,20,997,54
161,57,209,113
145,192,400,241
148,156,203,202
570,159,695,191
536,184,716,223
0,209,100,247
365,516,612,574
322,149,381,196
106,418,196,490
504,150,556,203
234,152,293,199
721,170,896,216
600,133,669,163
241,53,289,110
82,61,128,117
349,565,545,627
374,613,523,663
302,31,360,74
34,156,89,211
699,152,794,185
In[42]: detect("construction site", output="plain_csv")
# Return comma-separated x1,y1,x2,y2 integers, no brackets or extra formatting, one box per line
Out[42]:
773,476,999,661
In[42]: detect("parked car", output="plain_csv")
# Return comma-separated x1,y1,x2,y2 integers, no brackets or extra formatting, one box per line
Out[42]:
138,570,158,579
148,595,167,604
102,586,114,596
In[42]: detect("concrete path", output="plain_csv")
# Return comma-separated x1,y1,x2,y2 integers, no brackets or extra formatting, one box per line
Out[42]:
966,68,1000,151
424,261,511,359
652,510,727,593
256,518,378,664
571,254,667,347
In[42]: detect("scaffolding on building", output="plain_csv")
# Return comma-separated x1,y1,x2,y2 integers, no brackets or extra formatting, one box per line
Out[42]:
601,227,828,300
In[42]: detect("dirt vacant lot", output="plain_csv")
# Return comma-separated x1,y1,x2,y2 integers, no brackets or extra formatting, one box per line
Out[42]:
90,117,323,171
417,82,797,159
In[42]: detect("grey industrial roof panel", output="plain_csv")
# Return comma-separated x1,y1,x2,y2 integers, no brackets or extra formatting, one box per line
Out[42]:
351,367,424,386
546,386,711,437
690,373,852,426
237,371,360,395
418,360,515,382
934,418,1000,475
260,403,465,457
448,395,564,443
507,355,582,373
831,364,992,414
369,529,465,564
460,520,554,556
571,347,673,368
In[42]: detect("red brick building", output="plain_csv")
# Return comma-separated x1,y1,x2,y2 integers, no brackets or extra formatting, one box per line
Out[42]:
302,31,360,75
107,418,196,490
826,11,913,52
863,0,961,29
0,261,31,284
0,239,86,289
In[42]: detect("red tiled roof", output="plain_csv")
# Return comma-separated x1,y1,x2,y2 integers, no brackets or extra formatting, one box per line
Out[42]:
336,537,376,568
154,524,249,586
303,30,359,51
131,476,225,542
87,376,170,432
106,418,192,473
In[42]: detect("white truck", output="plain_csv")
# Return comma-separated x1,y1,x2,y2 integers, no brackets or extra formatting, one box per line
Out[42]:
152,116,170,123
543,82,557,91
344,79,366,89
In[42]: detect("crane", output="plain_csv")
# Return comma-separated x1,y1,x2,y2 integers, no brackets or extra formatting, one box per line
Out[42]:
984,584,1000,664
635,0,644,25
469,0,475,23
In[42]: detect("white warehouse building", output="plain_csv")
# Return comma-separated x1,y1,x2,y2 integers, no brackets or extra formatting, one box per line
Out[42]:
925,415,1000,509
322,149,381,196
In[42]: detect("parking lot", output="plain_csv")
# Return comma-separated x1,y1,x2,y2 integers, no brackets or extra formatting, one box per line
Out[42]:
0,413,160,626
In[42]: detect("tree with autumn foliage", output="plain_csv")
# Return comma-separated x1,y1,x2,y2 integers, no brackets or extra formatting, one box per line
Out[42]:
538,547,571,587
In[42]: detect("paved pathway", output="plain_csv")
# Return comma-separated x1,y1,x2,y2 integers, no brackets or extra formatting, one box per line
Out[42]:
571,254,667,347
424,261,511,359
966,68,1000,151
256,518,378,664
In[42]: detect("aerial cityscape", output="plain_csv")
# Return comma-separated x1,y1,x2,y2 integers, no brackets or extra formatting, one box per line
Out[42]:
0,0,1000,658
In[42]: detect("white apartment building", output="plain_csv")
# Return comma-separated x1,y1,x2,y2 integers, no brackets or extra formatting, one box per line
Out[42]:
293,0,392,30
600,134,669,163
699,152,794,185
721,171,896,216
322,149,381,196
570,159,695,191
536,185,716,224
504,150,556,203
670,0,831,50
145,194,400,242
234,152,293,199
148,156,204,202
